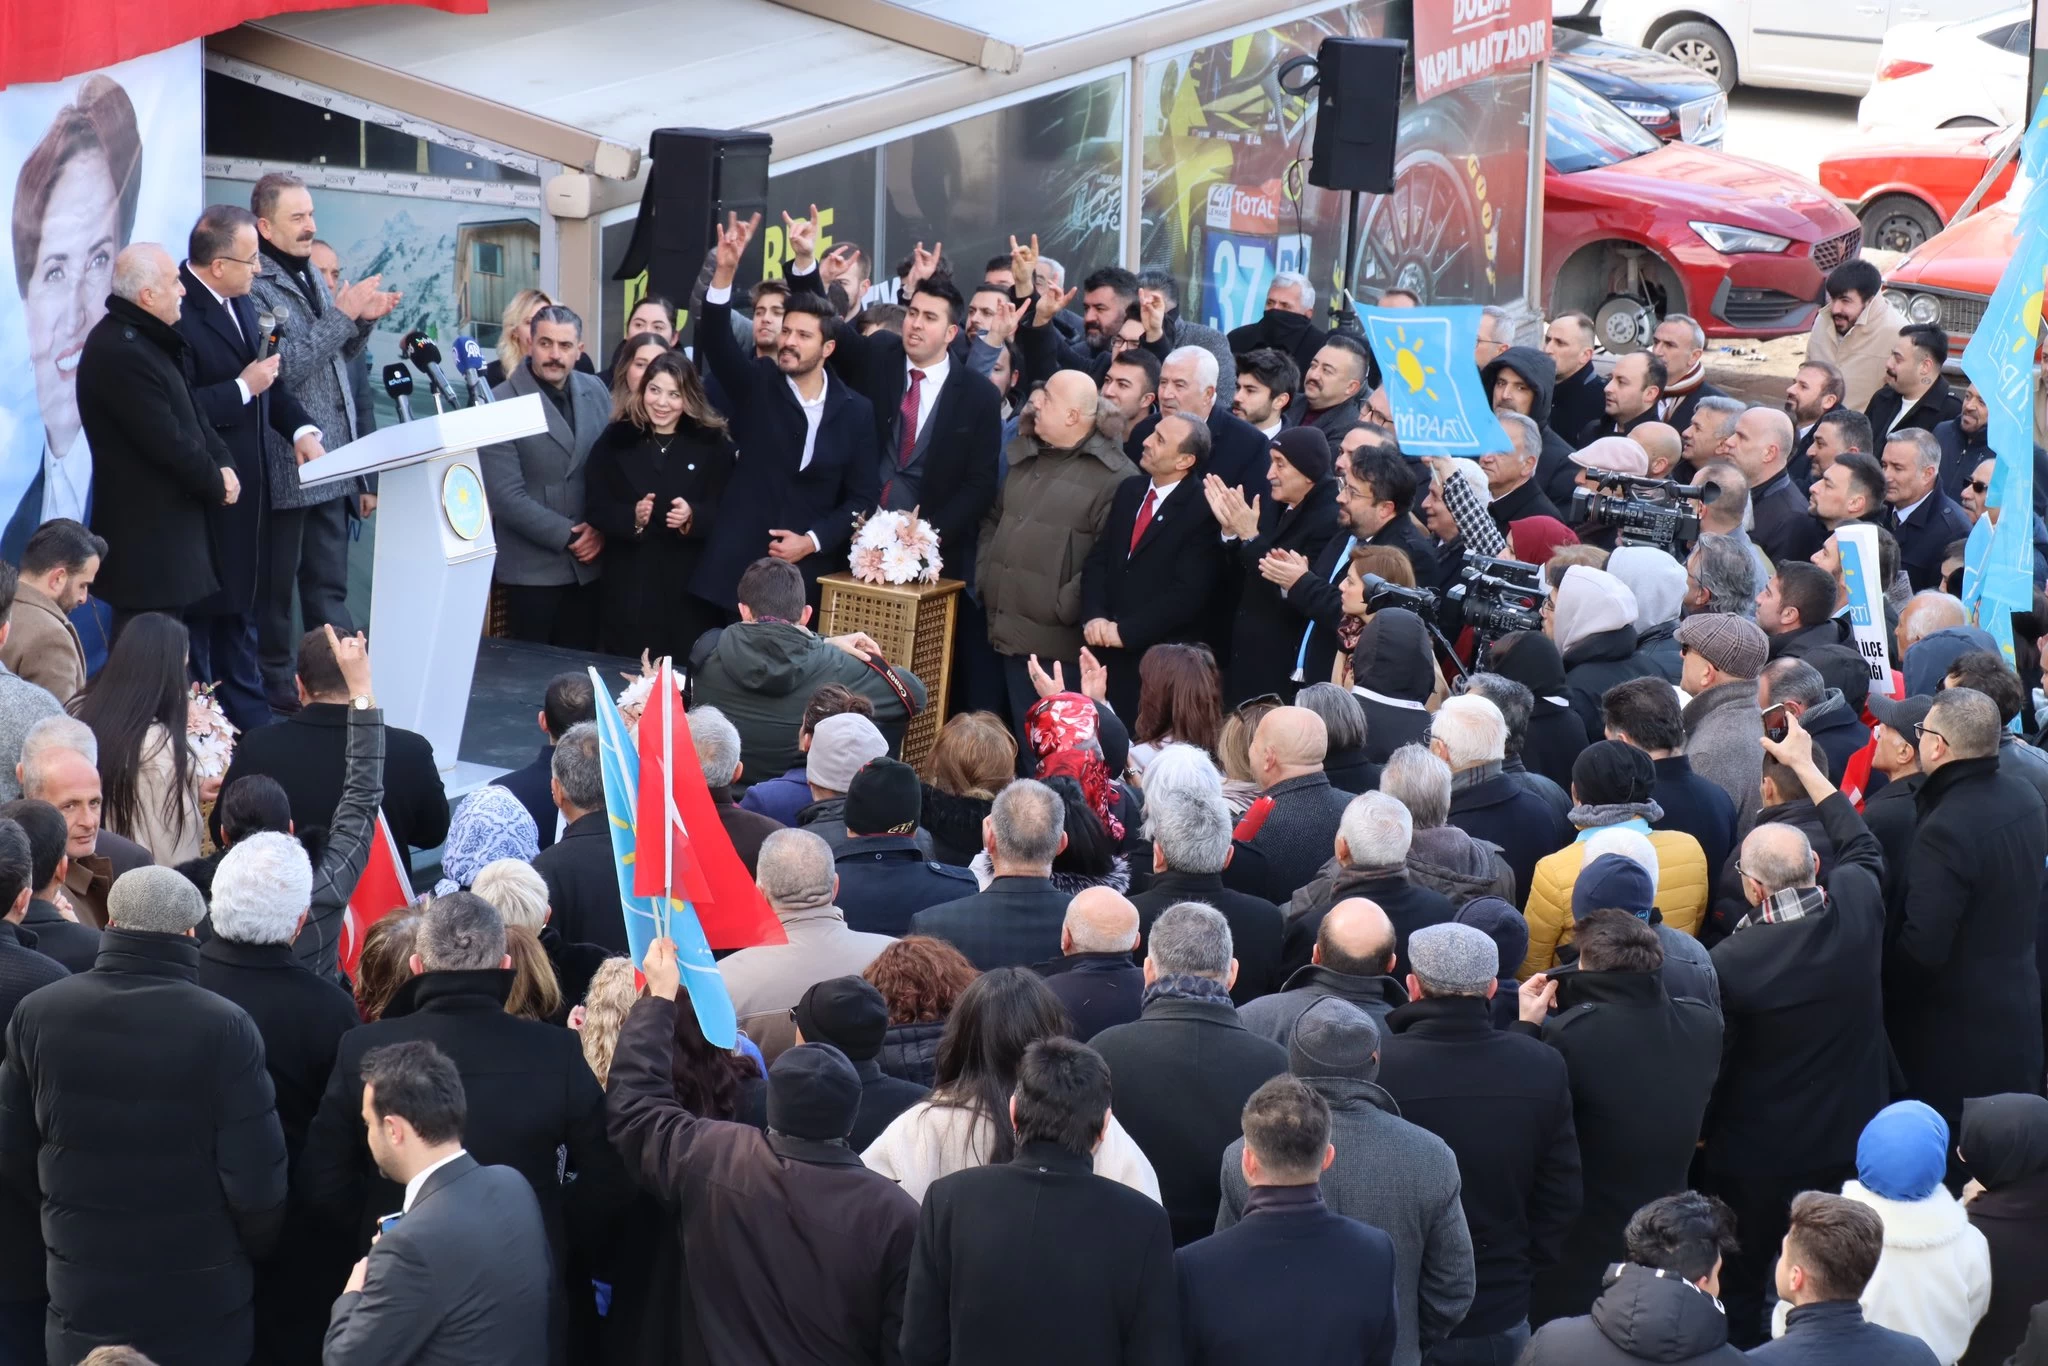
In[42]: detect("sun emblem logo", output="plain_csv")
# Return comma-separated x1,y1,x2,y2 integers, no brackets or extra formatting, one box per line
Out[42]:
1392,325,1439,401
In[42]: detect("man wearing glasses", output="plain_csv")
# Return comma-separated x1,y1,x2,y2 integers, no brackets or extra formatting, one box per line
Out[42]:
175,204,327,730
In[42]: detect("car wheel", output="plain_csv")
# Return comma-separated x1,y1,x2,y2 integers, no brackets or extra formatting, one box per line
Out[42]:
1357,148,1488,304
1939,116,1997,129
1655,21,1738,93
1860,194,1941,254
1594,295,1659,354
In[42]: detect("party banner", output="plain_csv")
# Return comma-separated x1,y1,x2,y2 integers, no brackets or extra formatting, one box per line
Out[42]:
0,43,202,562
1961,83,2048,670
1414,0,1552,103
1361,305,1513,456
1835,524,1897,696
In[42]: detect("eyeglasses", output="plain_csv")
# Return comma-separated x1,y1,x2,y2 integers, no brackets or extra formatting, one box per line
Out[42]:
225,253,262,268
1913,722,1946,746
1968,479,1989,494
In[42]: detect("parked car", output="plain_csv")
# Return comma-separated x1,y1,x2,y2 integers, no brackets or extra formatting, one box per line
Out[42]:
1556,0,1606,24
1819,125,2016,251
1601,0,2017,96
1881,156,2026,348
1858,7,2029,132
1553,27,1728,148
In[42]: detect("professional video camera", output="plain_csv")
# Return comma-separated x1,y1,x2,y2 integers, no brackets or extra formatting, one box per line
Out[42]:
1445,558,1545,644
1569,469,1722,554
1360,574,1439,616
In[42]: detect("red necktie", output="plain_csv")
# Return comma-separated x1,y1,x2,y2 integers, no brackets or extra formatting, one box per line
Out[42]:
1129,487,1157,554
897,369,926,468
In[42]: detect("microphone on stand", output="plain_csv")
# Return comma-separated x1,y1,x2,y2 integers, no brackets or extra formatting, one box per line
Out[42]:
382,364,415,423
400,331,460,413
452,335,494,405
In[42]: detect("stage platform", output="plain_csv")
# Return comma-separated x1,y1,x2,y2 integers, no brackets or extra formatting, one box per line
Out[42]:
455,637,643,781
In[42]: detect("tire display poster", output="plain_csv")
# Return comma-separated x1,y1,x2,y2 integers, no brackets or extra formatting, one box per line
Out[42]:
0,43,202,560
1416,0,1553,103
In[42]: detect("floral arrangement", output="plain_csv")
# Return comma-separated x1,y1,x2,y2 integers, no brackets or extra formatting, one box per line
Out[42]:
849,509,943,586
187,683,238,781
616,651,684,727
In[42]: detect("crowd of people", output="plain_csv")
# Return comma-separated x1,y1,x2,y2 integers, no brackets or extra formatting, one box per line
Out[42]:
11,174,2048,1366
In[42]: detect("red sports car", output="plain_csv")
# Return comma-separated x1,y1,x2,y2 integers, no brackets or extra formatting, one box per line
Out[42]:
1819,126,2017,253
1538,73,1862,349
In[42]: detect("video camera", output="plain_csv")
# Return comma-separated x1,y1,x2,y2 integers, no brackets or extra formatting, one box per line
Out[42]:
1445,557,1545,644
1360,574,1439,616
1569,469,1721,554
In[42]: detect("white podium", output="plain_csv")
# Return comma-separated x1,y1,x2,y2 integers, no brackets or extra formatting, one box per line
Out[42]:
298,396,547,776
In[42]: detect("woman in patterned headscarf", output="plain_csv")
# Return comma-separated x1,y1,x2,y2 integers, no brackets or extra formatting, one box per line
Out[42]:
433,785,540,895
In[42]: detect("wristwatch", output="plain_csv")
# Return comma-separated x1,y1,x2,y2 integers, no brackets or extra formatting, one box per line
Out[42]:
352,694,374,711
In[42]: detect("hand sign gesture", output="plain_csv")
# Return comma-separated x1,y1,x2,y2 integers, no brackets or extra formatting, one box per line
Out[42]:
1009,233,1040,296
781,203,823,268
711,212,761,288
907,240,944,294
1035,285,1078,330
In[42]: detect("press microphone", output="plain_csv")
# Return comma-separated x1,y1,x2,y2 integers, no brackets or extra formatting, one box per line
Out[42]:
382,364,415,423
453,334,493,405
257,303,287,360
400,331,460,413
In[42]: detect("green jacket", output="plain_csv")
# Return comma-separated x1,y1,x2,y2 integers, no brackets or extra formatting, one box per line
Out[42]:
976,425,1136,661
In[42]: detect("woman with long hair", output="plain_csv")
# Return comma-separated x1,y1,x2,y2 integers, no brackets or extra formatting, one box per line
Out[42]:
671,989,767,1125
1332,543,1419,688
71,612,204,865
864,935,980,1087
919,711,1015,867
607,330,670,422
860,966,1159,1201
353,912,420,1021
1130,643,1222,778
582,349,735,659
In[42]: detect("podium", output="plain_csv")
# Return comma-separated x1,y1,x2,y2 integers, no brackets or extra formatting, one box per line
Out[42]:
297,396,548,776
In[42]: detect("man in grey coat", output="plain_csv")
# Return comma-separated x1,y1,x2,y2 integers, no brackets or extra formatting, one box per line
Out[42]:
1219,996,1475,1366
1676,612,1770,837
479,305,610,647
1239,897,1408,1045
247,174,398,710
323,1040,550,1366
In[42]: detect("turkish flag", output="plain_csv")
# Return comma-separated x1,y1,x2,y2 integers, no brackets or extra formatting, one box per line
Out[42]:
632,662,783,950
339,812,415,981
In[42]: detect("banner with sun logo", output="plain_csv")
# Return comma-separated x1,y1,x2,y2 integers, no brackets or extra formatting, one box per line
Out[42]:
1960,84,2048,670
1360,307,1514,457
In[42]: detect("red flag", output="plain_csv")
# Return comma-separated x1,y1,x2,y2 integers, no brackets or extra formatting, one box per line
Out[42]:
632,664,784,950
340,813,414,979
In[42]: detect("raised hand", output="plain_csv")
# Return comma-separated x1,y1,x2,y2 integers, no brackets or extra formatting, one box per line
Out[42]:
906,240,944,294
711,212,762,288
1138,287,1168,343
819,242,860,292
782,203,822,270
1009,233,1040,297
326,623,374,702
1026,654,1066,697
1078,646,1108,700
1203,473,1259,540
642,937,681,1001
1035,285,1078,330
984,295,1030,347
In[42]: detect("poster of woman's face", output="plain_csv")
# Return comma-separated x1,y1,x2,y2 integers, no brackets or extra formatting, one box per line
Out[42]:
0,43,200,526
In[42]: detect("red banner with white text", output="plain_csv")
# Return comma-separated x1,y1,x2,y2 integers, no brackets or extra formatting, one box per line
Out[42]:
1414,0,1552,103
1,0,485,88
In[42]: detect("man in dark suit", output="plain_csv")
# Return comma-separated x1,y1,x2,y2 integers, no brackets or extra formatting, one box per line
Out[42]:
1650,314,1727,440
490,671,593,853
323,1040,551,1366
1730,406,1826,567
1154,345,1269,493
75,244,239,639
1865,323,1962,445
911,779,1072,970
1264,425,1379,690
901,1036,1180,1364
1080,413,1226,717
1209,428,1342,705
1129,789,1285,1006
209,626,448,865
1175,1076,1400,1365
1882,428,1974,592
479,305,610,648
528,722,624,954
785,219,999,579
1575,351,1664,448
695,213,879,614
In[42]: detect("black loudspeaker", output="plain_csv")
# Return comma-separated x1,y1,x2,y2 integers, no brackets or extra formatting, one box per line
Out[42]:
613,127,772,303
1307,38,1407,194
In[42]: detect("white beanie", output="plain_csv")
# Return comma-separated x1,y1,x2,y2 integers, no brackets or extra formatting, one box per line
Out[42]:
1553,566,1639,657
1607,546,1687,633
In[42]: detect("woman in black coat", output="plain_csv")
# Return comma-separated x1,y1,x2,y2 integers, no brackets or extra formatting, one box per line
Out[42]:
583,350,735,662
1961,1094,2048,1366
1491,631,1593,791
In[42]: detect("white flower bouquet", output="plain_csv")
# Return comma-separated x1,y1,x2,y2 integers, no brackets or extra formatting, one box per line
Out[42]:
849,508,943,586
187,683,238,782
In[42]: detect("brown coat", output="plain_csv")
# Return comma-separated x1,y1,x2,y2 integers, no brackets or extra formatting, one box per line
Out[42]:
977,424,1136,662
61,828,155,929
0,581,85,704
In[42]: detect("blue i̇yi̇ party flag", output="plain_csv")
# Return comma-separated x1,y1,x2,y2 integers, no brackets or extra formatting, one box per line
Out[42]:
1361,306,1514,457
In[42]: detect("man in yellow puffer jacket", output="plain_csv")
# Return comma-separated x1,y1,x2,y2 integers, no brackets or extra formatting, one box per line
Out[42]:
1520,739,1709,978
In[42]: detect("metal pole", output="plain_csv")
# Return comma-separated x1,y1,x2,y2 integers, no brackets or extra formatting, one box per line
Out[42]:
1339,187,1361,325
1522,59,1550,324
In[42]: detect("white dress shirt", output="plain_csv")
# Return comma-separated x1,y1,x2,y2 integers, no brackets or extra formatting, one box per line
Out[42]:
402,1147,470,1212
706,283,827,550
904,353,950,442
41,427,90,524
197,274,320,444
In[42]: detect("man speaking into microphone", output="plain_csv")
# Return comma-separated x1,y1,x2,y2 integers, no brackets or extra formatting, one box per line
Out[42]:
248,172,399,714
178,205,326,730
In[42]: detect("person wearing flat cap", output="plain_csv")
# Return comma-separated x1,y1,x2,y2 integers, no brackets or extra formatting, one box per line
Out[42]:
0,865,288,1366
833,758,974,937
1858,691,1931,910
608,937,921,1366
1205,426,1343,704
1676,611,1771,835
793,975,931,1148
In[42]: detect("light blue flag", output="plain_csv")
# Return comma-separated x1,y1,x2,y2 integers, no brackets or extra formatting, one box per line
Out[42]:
1961,85,2048,683
587,669,737,1047
1360,307,1514,457
1959,511,1992,610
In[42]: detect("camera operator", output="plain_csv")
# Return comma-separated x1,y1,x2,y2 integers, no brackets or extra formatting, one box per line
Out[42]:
1567,437,1652,550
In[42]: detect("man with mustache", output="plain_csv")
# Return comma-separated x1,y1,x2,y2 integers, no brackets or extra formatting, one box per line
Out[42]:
247,173,398,712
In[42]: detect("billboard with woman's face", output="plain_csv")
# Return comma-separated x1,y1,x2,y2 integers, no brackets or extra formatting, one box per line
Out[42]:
0,43,202,554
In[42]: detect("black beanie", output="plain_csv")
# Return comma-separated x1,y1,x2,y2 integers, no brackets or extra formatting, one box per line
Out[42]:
1271,426,1332,485
766,1043,862,1141
1572,739,1655,806
843,757,922,837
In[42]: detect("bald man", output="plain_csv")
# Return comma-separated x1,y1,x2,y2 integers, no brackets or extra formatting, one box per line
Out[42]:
979,366,1138,730
1244,707,1355,903
77,242,242,634
1043,886,1144,1039
1239,897,1401,1045
1634,421,1683,482
1729,405,1823,565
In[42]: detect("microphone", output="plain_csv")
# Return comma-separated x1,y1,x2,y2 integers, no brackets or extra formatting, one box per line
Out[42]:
400,331,460,412
257,303,287,360
453,334,493,405
382,364,415,423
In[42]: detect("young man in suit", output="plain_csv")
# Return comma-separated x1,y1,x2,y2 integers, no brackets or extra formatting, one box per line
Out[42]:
1080,412,1226,717
695,213,880,615
490,671,594,853
177,205,329,731
323,1040,551,1366
1865,323,1962,445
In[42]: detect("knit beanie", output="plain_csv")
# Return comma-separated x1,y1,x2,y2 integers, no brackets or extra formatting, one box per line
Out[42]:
1572,740,1656,807
766,1042,863,1141
1857,1100,1951,1202
844,758,921,836
1572,853,1656,923
1271,427,1332,485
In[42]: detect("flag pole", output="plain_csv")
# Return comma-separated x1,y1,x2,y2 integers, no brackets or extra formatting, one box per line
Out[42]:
659,657,675,941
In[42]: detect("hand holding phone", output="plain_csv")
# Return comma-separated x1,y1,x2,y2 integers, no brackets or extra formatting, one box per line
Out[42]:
1762,703,1789,743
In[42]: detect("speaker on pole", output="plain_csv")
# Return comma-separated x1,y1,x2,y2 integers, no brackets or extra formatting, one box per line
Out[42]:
1307,38,1408,195
613,128,773,305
